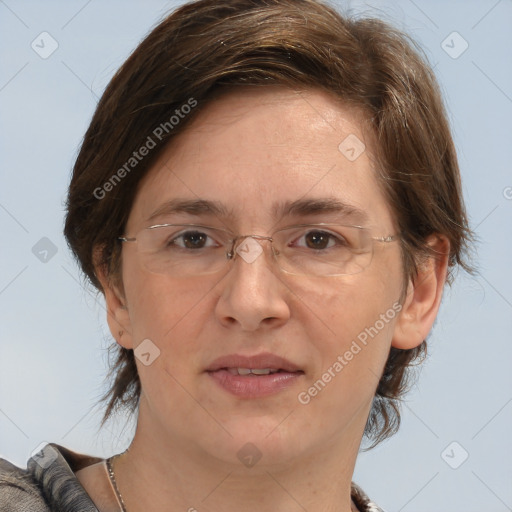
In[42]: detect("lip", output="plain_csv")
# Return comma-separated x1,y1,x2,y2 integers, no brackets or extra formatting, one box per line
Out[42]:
205,352,305,398
205,352,302,373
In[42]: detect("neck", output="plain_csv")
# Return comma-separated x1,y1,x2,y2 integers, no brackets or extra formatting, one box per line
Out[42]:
113,400,366,512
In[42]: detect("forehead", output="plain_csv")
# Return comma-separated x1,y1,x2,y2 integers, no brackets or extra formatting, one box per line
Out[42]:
127,86,393,231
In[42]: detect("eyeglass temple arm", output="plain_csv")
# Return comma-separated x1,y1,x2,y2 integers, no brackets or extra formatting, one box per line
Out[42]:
372,234,400,243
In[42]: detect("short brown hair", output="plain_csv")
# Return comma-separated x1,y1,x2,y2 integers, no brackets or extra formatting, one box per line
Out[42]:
64,0,473,447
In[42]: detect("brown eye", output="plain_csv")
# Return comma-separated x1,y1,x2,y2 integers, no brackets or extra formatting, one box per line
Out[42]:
179,231,209,249
296,229,348,250
304,231,331,250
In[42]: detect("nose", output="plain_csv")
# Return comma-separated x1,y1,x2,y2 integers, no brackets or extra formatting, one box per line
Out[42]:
215,236,291,332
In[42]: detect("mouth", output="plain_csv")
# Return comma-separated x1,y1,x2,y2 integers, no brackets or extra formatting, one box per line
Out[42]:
206,352,303,373
205,353,305,398
223,367,291,375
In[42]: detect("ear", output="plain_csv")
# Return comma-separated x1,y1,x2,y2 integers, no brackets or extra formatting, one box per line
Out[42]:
93,246,134,350
391,235,450,349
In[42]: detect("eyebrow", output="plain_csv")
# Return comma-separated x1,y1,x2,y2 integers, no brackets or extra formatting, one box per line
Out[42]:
146,197,369,224
147,198,234,222
275,197,369,224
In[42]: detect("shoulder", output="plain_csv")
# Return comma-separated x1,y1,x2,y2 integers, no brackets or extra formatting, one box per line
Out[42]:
0,457,50,511
351,481,386,512
0,443,101,512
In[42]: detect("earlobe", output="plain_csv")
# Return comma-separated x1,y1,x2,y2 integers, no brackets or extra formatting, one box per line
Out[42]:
93,247,134,350
391,235,450,350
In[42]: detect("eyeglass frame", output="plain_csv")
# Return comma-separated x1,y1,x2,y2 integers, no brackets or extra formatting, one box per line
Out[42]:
118,222,400,277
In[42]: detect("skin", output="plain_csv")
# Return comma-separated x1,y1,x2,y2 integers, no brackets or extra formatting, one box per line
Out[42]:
78,86,449,512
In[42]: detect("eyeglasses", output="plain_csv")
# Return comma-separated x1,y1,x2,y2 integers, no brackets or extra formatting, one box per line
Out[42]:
118,223,400,277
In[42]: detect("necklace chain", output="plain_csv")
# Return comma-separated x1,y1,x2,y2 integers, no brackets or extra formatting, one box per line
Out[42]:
106,455,128,512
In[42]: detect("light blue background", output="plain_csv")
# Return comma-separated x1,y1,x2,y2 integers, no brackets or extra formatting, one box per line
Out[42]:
1,1,511,511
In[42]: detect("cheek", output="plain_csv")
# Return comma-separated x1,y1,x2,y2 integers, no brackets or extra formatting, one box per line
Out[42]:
297,271,402,404
304,271,400,344
124,274,214,409
124,269,210,353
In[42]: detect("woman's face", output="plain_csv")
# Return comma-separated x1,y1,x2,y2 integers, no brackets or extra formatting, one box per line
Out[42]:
115,87,405,467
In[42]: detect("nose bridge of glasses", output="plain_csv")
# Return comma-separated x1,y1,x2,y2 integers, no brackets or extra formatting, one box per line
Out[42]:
228,234,278,263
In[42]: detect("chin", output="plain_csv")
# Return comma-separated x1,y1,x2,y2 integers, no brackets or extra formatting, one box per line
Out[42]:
202,417,309,468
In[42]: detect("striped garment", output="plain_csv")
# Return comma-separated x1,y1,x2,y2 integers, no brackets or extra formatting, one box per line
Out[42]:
0,443,385,511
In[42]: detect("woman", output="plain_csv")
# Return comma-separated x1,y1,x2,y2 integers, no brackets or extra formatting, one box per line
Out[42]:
0,0,472,510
